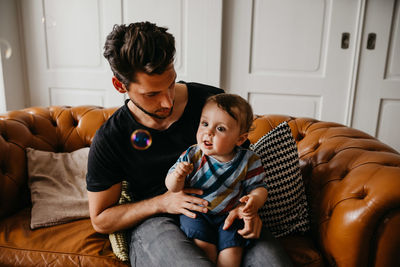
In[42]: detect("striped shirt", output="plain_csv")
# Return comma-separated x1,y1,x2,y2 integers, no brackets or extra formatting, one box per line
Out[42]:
168,145,267,215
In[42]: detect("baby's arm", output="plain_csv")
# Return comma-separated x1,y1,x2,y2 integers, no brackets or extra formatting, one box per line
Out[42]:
240,187,268,216
165,162,194,192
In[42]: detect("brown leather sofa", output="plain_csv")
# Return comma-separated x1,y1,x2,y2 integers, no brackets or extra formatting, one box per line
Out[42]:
0,106,399,267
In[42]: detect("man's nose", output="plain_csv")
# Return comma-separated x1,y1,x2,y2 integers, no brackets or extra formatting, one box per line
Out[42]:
160,92,173,108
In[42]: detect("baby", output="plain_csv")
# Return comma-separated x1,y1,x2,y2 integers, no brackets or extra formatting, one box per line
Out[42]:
165,93,268,267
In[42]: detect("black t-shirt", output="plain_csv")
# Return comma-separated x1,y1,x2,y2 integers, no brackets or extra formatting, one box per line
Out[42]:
86,82,224,200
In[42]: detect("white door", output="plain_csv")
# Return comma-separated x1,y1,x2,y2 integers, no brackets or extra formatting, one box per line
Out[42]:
352,0,400,152
221,0,363,125
21,0,222,107
123,0,222,87
0,51,7,113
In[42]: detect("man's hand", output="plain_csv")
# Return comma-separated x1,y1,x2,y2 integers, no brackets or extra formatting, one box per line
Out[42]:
223,203,263,239
159,188,208,218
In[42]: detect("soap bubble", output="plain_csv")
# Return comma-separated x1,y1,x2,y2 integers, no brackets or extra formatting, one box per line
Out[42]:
131,129,152,150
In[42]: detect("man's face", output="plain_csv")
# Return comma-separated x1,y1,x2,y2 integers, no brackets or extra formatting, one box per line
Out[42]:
127,65,177,120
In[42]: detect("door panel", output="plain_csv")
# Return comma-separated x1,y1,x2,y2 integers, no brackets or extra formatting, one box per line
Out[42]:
123,0,222,87
221,0,362,125
22,0,123,107
352,0,400,152
44,0,102,69
250,0,325,73
21,0,222,107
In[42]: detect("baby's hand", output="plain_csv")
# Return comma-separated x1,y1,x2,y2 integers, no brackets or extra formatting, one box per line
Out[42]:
165,162,194,192
174,162,194,179
239,195,258,217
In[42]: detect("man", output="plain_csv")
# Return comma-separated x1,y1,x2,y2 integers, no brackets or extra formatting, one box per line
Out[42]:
86,21,292,266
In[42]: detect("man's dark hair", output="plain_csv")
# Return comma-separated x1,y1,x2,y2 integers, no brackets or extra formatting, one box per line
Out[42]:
103,21,176,87
205,94,254,134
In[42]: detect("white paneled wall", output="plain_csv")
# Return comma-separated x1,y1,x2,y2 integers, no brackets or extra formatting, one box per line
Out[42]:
0,0,27,112
122,0,222,87
20,0,222,108
1,0,399,151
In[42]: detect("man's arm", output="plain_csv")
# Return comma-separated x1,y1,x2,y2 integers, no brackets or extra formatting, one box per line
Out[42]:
88,183,209,234
88,182,161,233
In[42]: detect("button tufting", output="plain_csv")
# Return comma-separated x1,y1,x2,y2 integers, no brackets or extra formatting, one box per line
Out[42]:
328,208,333,217
56,144,64,153
340,171,348,180
29,126,36,135
1,132,7,142
358,187,367,199
314,142,320,150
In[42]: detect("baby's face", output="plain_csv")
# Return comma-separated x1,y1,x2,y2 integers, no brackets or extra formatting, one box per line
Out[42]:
196,102,247,162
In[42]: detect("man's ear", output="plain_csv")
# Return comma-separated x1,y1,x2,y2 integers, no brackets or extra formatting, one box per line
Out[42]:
112,76,127,93
236,132,249,146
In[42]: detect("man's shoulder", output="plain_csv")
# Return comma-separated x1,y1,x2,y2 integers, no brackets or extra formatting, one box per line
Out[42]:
182,82,224,111
183,81,224,97
93,105,128,142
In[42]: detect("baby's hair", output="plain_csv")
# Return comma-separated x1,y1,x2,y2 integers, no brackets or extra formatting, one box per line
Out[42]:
205,94,253,133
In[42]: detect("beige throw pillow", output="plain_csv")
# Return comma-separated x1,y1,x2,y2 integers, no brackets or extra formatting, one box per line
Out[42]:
27,147,90,229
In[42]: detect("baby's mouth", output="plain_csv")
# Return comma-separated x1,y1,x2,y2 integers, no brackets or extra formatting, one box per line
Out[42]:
203,140,213,148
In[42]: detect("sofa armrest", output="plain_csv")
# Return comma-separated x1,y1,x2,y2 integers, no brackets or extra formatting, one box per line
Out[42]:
293,118,400,266
249,115,400,266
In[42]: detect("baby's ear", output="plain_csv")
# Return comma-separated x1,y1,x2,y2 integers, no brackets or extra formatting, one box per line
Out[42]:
236,132,249,146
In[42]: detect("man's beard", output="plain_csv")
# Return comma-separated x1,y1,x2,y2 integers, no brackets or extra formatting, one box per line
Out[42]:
130,99,174,120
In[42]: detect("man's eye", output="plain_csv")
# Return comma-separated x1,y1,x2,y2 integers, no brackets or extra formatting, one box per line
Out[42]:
217,126,225,132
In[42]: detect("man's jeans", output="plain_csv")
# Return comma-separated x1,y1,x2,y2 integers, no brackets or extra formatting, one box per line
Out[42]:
129,215,293,267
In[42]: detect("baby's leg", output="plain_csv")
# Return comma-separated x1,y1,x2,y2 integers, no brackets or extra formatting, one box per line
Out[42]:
194,238,218,263
217,246,243,267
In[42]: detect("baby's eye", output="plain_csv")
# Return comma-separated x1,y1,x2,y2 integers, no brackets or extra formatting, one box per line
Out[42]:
217,126,226,132
201,121,208,127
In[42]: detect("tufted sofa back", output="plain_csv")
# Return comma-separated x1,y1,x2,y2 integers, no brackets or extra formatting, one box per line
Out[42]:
0,106,117,218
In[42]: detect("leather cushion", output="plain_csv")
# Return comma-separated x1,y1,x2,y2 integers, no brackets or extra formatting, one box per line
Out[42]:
280,234,326,267
0,208,127,266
